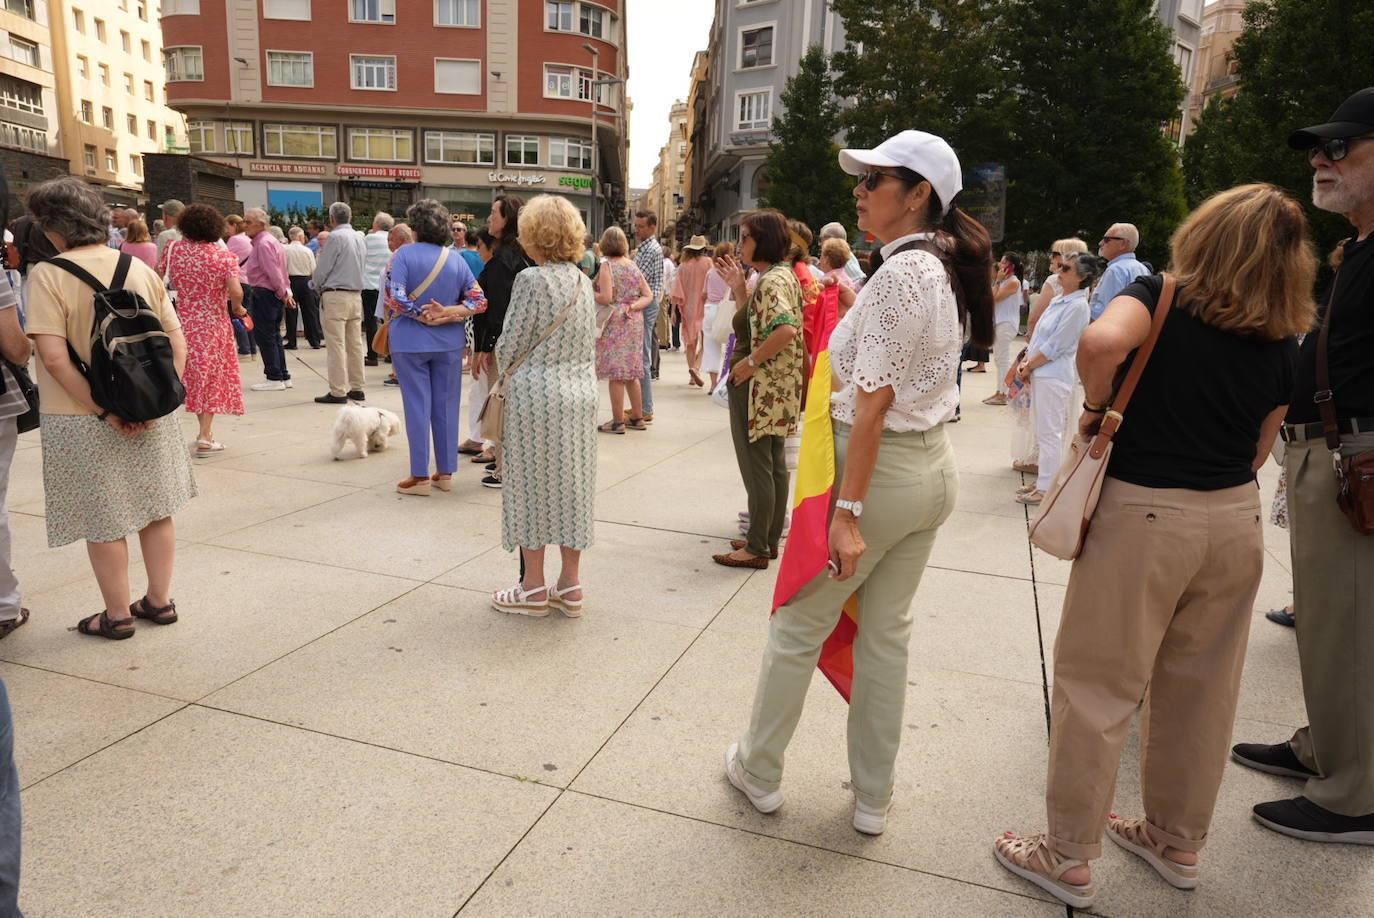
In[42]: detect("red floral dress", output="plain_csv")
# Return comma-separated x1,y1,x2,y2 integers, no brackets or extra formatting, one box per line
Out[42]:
159,241,245,416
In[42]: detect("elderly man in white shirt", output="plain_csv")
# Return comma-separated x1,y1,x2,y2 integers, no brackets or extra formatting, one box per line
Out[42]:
284,226,321,349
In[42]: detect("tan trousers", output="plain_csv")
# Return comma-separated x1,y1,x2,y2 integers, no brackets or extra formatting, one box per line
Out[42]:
737,422,958,807
1286,431,1374,816
1046,477,1263,859
321,290,365,397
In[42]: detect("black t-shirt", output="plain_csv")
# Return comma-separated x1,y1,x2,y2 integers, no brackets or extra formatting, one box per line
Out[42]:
1287,234,1374,424
1106,276,1298,491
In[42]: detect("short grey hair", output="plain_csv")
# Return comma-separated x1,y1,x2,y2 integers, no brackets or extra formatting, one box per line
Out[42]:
328,202,351,226
405,199,453,247
288,225,305,241
268,225,286,242
819,221,847,241
1111,223,1140,251
123,207,139,220
372,211,394,231
244,206,269,224
27,177,110,248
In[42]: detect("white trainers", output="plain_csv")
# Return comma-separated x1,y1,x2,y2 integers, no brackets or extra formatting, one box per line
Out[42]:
853,798,890,835
250,380,287,391
724,743,784,814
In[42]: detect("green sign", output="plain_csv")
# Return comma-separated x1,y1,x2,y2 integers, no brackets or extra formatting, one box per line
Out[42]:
558,176,594,190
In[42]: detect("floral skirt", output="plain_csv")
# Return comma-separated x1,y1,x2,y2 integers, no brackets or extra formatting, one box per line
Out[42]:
40,413,197,547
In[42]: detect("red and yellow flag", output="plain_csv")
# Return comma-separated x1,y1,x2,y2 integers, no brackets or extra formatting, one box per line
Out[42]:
771,283,859,702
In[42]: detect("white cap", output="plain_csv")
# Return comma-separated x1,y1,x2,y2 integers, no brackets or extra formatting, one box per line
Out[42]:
838,130,963,215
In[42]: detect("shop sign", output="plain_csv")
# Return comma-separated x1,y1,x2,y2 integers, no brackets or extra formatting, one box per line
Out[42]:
337,164,421,179
487,170,547,186
249,161,328,175
558,176,594,190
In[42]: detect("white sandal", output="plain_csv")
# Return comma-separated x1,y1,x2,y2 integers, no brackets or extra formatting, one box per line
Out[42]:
993,832,1095,909
1107,815,1200,889
492,584,549,617
194,439,225,458
549,584,583,618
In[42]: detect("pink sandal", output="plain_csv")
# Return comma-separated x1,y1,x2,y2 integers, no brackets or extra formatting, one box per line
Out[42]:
993,832,1095,909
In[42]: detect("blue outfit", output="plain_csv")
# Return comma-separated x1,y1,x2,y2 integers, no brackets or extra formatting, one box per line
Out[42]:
305,236,321,255
0,678,20,917
1089,252,1149,321
1029,289,1091,381
386,243,485,478
458,247,485,280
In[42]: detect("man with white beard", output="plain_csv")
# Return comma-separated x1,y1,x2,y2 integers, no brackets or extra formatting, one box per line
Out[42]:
1232,88,1374,846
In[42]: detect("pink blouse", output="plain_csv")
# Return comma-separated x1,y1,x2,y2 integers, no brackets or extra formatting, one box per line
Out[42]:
120,241,158,270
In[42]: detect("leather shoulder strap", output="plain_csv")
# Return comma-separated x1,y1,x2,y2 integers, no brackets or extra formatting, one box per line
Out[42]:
1315,266,1343,451
499,272,582,381
1089,273,1176,457
409,246,450,302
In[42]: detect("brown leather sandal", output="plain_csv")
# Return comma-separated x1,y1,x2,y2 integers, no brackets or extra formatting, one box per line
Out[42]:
131,596,178,625
0,608,29,640
76,610,135,640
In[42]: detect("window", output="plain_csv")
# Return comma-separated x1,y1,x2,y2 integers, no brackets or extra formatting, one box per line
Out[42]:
546,1,610,39
163,0,201,12
98,63,109,86
263,0,309,18
83,144,96,170
130,154,142,176
740,26,773,68
226,121,253,154
187,120,213,153
736,90,770,130
147,118,156,139
80,99,93,123
424,130,494,165
0,123,44,152
3,0,35,20
120,30,130,53
72,8,84,32
350,0,394,23
505,134,538,166
6,36,37,67
263,122,336,158
144,79,154,99
77,56,88,78
123,73,134,93
544,64,601,102
267,51,313,87
101,106,113,129
127,113,137,134
0,75,43,115
141,40,151,61
350,55,396,90
137,0,147,19
546,1,572,31
104,148,116,171
579,3,604,39
549,137,592,170
163,46,203,82
348,126,412,161
94,18,105,41
434,59,480,94
1174,43,1194,84
436,0,477,26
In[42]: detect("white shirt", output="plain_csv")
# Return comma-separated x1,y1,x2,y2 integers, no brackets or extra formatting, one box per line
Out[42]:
828,232,961,431
284,240,316,276
993,281,1022,327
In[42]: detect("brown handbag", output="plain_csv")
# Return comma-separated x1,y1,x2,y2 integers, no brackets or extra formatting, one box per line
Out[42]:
373,247,451,358
1314,270,1374,534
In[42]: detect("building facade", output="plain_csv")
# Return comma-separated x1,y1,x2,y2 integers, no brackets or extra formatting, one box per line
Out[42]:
644,98,686,242
1155,0,1204,144
1187,0,1247,130
162,0,628,231
685,0,846,241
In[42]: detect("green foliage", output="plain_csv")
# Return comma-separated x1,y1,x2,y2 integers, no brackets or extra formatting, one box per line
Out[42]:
266,204,373,234
759,45,856,238
1183,0,1374,257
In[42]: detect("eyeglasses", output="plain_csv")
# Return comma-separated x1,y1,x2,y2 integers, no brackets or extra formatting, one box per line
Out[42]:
739,231,753,241
856,170,906,191
1100,235,1125,244
1307,135,1374,164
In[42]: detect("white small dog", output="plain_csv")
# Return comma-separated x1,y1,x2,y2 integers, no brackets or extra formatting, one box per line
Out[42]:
331,405,402,460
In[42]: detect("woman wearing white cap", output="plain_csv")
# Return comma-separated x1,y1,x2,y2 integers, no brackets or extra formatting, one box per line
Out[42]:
725,130,994,835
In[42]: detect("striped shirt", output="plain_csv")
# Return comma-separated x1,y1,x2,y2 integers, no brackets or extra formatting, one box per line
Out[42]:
362,231,390,291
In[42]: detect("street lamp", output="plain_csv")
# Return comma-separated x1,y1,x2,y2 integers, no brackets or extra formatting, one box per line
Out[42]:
580,44,623,236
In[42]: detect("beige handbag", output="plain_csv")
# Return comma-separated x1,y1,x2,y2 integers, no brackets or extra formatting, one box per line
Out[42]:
1028,274,1175,560
710,292,736,345
477,283,581,468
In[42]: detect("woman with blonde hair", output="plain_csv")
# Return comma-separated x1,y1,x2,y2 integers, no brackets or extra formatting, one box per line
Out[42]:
491,195,597,618
594,225,652,432
118,220,157,269
995,184,1314,909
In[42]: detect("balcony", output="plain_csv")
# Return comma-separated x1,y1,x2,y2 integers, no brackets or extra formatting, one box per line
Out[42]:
1205,73,1241,95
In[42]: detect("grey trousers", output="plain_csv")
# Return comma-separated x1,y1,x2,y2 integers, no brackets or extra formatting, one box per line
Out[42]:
640,298,660,414
0,417,19,622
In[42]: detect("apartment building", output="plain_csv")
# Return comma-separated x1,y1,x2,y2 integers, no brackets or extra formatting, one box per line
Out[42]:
162,0,629,231
0,1,72,200
1155,0,1204,143
644,99,686,241
1187,0,1247,130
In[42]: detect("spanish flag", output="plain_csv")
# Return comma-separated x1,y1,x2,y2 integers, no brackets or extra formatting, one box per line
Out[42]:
771,282,859,702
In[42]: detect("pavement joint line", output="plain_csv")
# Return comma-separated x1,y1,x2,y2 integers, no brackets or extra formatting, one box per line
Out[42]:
191,537,435,584
188,485,369,544
0,657,189,706
17,703,191,793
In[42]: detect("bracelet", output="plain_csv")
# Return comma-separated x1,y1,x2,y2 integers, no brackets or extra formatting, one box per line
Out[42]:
1082,400,1108,413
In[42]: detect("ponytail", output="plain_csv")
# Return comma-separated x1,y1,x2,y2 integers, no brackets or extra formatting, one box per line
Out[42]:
937,202,994,349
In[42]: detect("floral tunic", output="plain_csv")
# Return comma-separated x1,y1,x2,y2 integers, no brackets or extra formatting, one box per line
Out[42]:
730,263,803,442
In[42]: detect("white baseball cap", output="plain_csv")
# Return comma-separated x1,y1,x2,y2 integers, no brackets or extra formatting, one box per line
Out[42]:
838,130,963,215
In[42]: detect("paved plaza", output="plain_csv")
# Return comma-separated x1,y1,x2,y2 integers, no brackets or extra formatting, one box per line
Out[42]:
1,349,1368,917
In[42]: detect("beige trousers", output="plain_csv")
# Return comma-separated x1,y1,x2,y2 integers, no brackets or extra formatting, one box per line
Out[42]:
737,422,958,807
1047,477,1263,859
321,290,365,397
1286,431,1374,816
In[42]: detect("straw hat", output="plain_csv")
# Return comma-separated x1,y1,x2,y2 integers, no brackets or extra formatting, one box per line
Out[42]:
682,234,709,251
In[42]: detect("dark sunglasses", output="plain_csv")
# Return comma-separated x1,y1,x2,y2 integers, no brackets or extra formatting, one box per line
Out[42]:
1307,135,1374,164
856,169,906,191
1100,235,1125,244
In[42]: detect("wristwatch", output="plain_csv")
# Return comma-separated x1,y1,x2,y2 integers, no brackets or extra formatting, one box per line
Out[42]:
835,499,864,518
746,356,758,368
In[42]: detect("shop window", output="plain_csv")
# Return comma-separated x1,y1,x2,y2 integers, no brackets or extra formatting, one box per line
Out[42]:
348,127,413,162
425,130,494,165
435,59,480,95
351,55,396,91
264,122,336,158
505,134,538,166
267,51,314,87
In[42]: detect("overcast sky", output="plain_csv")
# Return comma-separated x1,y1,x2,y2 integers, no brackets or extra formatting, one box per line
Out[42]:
626,0,716,189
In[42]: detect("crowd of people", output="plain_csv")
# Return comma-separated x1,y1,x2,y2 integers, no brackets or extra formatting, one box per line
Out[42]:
0,87,1373,915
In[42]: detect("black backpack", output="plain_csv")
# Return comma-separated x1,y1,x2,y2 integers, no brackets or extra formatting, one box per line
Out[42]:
47,253,185,422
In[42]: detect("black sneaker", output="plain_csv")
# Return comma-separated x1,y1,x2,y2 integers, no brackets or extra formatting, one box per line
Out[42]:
481,474,501,489
1231,742,1318,779
315,393,347,404
1253,797,1374,845
347,390,365,401
365,357,379,367
383,377,399,387
485,462,496,472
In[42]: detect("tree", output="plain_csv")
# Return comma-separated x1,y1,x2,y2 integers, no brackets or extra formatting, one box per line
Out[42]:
1183,0,1374,257
758,45,856,239
1001,0,1187,266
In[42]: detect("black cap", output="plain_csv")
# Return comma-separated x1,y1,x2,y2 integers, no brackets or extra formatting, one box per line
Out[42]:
1288,87,1374,149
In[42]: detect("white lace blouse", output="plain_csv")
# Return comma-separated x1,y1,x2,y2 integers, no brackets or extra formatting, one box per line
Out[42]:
828,232,961,431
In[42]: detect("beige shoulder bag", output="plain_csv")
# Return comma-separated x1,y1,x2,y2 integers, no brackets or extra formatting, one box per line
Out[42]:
1028,274,1175,560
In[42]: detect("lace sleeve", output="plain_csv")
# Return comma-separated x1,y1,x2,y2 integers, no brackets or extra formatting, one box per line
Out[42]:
848,256,936,391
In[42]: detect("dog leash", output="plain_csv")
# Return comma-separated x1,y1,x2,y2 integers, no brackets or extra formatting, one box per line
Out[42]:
292,354,331,385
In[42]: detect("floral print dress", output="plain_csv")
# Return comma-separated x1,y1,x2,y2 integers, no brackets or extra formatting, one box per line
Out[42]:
159,241,244,416
595,259,646,381
731,263,803,442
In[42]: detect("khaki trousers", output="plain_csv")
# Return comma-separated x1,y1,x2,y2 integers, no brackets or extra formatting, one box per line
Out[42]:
1286,431,1374,816
321,290,365,397
737,422,958,807
1047,477,1263,859
728,379,788,557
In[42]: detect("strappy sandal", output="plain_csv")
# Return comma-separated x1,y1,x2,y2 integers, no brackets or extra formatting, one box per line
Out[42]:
688,368,705,387
430,474,453,492
993,832,1095,909
626,417,647,431
598,420,626,434
194,439,225,458
492,584,549,617
76,610,135,640
1015,490,1045,505
0,607,29,640
472,450,496,464
549,584,583,618
130,595,177,625
1107,815,1200,889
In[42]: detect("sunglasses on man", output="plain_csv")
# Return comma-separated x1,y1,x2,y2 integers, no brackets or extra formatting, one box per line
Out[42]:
1307,135,1374,164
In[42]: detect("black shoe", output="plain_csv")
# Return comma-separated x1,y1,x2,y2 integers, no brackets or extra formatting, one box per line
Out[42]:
481,474,502,489
1265,608,1297,627
1253,797,1374,845
315,393,347,404
365,357,379,367
283,344,297,350
347,390,365,401
310,343,322,349
383,377,399,387
1231,741,1318,779
485,461,496,472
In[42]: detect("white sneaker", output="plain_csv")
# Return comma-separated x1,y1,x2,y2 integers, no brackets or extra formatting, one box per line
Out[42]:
250,380,287,391
725,743,784,814
853,798,890,835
